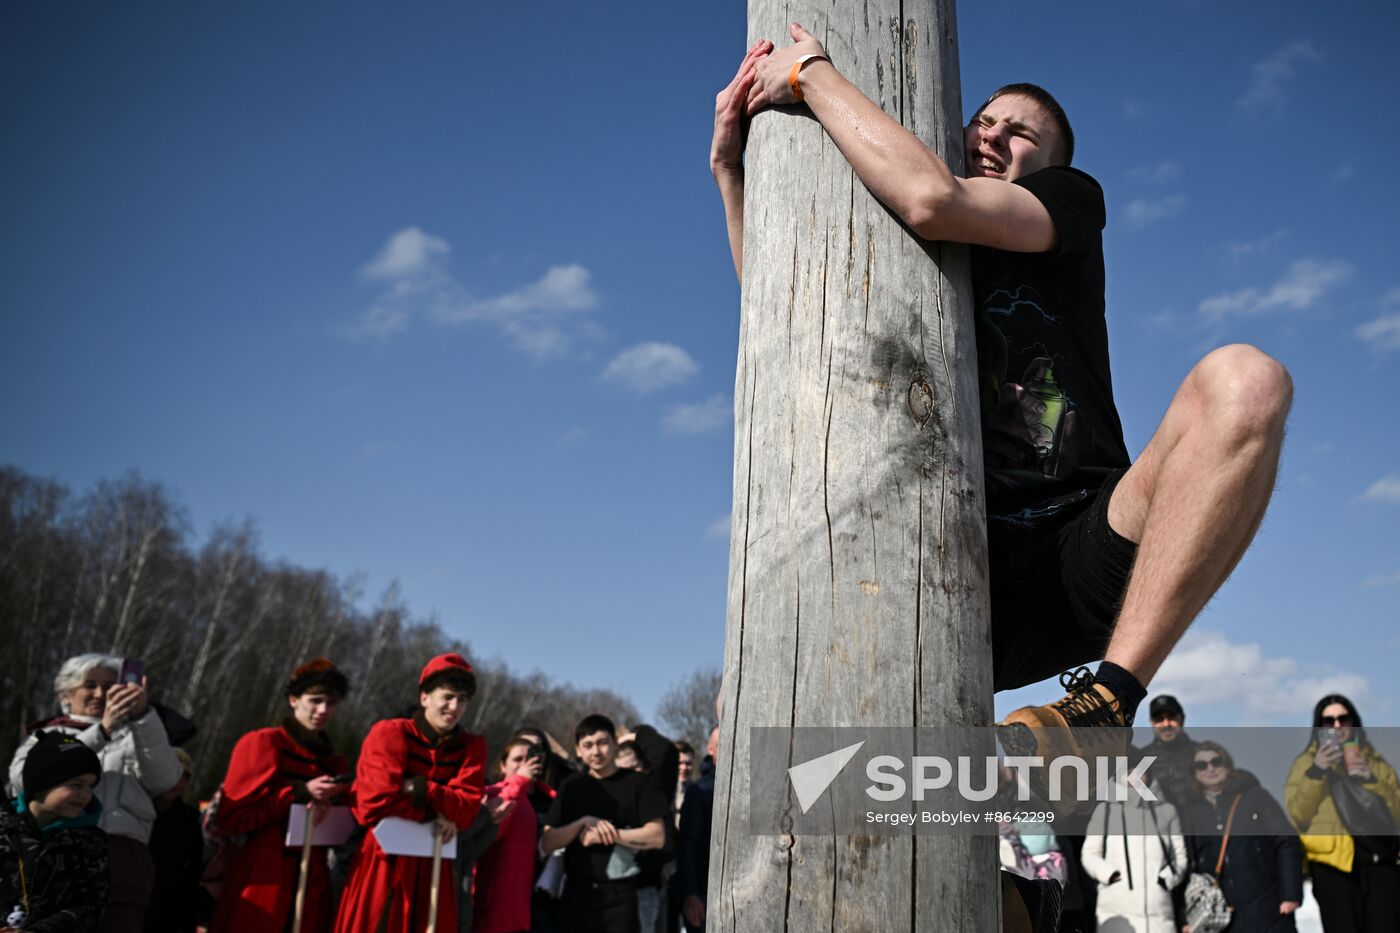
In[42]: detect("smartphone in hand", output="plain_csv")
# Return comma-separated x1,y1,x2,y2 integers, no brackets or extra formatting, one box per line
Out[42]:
119,657,146,686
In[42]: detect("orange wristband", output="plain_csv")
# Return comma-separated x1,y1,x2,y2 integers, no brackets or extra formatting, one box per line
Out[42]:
788,54,829,103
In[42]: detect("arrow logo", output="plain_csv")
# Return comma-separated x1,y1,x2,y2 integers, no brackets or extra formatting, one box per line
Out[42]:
787,741,865,814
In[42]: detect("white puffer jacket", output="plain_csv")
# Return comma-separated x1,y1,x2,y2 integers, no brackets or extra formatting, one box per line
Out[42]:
8,710,182,845
1081,789,1188,933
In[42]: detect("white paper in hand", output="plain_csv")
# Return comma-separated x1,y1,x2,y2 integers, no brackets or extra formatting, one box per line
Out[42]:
284,806,356,847
373,817,458,859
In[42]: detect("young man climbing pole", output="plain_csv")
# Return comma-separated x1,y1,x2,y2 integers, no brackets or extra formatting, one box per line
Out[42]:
711,26,1291,755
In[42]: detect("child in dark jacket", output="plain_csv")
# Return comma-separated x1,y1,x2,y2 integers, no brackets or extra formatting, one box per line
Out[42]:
0,731,109,932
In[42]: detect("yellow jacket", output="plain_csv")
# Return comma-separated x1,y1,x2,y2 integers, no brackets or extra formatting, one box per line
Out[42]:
1285,743,1400,873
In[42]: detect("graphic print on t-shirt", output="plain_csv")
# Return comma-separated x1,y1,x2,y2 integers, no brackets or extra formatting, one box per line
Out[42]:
977,284,1086,486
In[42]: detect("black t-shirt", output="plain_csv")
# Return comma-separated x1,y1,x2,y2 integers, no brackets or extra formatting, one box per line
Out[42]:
544,768,668,883
971,166,1129,524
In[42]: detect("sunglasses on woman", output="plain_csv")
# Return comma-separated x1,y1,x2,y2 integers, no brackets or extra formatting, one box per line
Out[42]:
1321,714,1353,726
1193,756,1225,771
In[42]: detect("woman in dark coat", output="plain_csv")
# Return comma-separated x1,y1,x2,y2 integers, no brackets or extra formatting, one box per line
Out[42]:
1179,741,1302,932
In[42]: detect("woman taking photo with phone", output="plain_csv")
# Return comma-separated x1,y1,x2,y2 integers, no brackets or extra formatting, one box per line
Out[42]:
6,653,182,933
472,735,558,933
1285,694,1400,931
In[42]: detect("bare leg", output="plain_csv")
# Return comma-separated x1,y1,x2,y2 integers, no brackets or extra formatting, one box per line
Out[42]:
1103,343,1293,683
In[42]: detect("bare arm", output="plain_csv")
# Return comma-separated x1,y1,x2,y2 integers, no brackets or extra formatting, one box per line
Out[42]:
710,41,772,282
617,817,666,851
745,24,1055,252
714,171,745,282
540,817,590,853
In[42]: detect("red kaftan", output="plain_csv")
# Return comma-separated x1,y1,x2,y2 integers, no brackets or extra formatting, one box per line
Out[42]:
332,714,486,933
210,724,350,933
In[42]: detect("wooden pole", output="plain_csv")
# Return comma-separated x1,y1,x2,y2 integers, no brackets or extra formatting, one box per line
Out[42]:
292,804,315,933
426,823,444,933
709,0,997,929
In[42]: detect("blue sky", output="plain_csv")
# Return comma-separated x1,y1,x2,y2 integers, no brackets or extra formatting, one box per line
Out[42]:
3,1,1397,728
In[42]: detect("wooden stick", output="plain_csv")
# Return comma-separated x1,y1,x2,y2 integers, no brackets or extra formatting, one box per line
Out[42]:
292,803,315,933
426,820,445,933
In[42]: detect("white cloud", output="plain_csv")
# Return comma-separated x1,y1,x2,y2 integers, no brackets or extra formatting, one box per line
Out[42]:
1357,289,1400,350
1225,230,1287,257
501,321,570,360
463,264,597,317
1363,569,1400,588
1357,314,1400,351
344,228,598,358
1127,160,1182,184
361,227,450,280
1198,257,1353,317
343,302,411,340
1123,195,1186,229
1153,631,1370,722
707,513,732,540
1142,309,1182,333
1359,474,1400,505
1237,40,1322,115
601,343,700,394
663,394,731,435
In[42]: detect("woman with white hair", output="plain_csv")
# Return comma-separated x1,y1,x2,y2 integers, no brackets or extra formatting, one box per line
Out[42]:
7,652,182,933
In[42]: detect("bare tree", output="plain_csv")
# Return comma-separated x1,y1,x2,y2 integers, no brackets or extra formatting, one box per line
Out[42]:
657,667,722,748
0,464,656,800
182,522,257,709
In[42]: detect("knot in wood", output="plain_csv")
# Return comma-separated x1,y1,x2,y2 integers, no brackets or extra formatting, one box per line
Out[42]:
907,376,934,428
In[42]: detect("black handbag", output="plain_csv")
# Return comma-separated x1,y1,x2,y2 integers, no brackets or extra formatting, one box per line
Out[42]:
1328,771,1399,837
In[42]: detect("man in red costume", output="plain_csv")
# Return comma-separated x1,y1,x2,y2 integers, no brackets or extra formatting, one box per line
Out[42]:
211,658,353,933
334,652,487,933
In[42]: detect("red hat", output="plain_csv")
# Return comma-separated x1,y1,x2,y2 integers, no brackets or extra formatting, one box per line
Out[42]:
419,653,476,697
287,658,350,698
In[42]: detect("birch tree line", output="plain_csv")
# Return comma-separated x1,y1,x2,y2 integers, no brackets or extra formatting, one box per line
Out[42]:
0,465,639,796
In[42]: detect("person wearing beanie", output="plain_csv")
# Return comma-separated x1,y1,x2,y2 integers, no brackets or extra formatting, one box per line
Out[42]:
7,653,181,933
0,731,109,931
210,659,353,933
334,653,487,933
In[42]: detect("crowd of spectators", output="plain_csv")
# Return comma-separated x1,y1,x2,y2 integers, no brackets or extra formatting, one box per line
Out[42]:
1001,694,1400,933
6,652,1397,933
0,651,719,933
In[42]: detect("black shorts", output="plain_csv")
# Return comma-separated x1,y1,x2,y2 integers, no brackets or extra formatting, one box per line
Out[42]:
988,470,1138,692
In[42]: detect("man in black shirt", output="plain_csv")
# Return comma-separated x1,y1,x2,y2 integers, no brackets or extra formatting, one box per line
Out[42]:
713,29,1291,752
542,715,668,933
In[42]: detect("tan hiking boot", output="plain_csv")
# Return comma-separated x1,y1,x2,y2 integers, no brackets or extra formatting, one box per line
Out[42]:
997,667,1131,810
